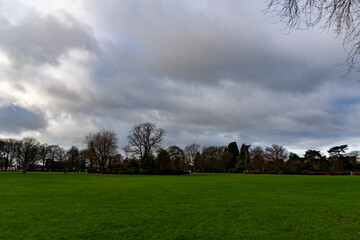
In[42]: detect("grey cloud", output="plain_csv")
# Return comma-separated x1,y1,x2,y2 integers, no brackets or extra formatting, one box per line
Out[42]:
86,69,359,149
54,1,360,151
0,105,47,134
0,11,97,66
89,0,346,93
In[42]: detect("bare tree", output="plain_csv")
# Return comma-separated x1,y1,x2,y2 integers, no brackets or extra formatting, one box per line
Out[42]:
168,145,188,171
108,153,123,169
184,143,200,166
66,146,80,171
265,144,288,171
46,145,61,171
1,139,19,171
79,149,93,171
200,146,231,173
37,143,49,171
17,137,39,174
85,130,118,173
57,147,67,173
249,146,266,172
0,139,4,169
126,122,165,169
265,0,360,70
122,145,133,159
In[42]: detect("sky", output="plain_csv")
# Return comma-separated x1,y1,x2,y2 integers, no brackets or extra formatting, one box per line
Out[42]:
1,0,360,156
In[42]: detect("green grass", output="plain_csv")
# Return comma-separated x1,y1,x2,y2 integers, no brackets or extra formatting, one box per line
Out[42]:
0,173,359,239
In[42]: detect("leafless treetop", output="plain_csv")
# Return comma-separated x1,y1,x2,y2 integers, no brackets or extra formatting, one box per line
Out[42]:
126,122,165,164
85,129,118,173
265,0,360,69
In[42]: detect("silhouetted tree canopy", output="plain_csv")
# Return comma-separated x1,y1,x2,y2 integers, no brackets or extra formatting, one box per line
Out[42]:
328,145,348,157
227,142,239,170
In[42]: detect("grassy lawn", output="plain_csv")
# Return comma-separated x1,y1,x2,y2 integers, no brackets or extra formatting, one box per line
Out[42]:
0,172,359,239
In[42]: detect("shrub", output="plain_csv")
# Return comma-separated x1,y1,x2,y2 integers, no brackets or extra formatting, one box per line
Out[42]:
234,161,244,173
87,168,98,173
116,168,131,174
301,170,308,175
243,170,249,174
139,169,147,174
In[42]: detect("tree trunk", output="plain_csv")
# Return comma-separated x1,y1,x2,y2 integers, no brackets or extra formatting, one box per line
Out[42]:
4,158,9,171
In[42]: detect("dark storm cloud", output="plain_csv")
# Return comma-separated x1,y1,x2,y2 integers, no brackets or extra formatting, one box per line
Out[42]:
0,105,47,133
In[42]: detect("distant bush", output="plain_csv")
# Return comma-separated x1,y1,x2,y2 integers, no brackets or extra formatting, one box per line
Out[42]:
301,170,308,175
234,161,244,173
87,168,99,173
278,171,284,175
113,168,132,174
139,169,147,174
243,170,249,174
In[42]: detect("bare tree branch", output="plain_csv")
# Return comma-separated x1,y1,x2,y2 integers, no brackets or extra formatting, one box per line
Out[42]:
265,0,360,70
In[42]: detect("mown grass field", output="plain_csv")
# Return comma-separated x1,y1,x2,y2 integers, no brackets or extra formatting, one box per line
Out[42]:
0,172,359,239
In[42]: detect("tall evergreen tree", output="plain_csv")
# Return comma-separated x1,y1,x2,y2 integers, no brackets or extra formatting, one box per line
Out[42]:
227,142,239,170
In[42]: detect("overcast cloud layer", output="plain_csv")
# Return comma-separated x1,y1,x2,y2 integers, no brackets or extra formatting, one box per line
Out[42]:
0,0,360,156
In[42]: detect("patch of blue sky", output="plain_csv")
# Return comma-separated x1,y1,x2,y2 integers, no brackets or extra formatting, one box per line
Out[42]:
0,105,47,133
333,97,360,107
329,97,360,116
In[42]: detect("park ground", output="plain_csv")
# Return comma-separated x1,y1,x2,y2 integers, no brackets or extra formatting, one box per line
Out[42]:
0,172,359,239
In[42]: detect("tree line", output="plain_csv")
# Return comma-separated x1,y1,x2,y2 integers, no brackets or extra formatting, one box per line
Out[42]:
0,122,359,174
222,143,360,174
